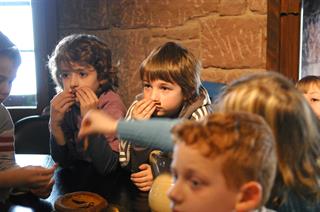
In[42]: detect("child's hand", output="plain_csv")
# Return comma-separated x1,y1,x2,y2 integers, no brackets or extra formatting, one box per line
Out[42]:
75,87,99,117
16,164,57,189
130,164,154,192
30,177,55,199
78,109,119,139
50,91,75,128
132,99,159,120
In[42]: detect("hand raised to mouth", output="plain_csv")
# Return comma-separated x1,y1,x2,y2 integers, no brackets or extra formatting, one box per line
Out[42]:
132,99,160,120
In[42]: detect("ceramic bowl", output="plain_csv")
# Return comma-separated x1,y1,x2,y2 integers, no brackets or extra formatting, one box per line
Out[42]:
54,191,108,212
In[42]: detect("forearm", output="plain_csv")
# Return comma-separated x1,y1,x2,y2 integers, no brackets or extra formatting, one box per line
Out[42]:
117,119,181,152
0,167,21,188
49,135,72,166
86,135,119,175
49,124,67,146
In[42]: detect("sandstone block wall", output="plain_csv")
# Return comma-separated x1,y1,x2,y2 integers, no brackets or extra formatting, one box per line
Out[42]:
56,0,267,106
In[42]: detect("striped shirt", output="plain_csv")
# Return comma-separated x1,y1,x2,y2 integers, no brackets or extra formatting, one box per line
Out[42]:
119,86,213,167
0,103,16,201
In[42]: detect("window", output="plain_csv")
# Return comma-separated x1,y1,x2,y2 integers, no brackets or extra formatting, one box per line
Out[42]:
0,0,37,108
0,0,57,122
300,0,320,78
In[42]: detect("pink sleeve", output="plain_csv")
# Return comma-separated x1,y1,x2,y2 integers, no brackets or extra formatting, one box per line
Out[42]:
98,91,127,152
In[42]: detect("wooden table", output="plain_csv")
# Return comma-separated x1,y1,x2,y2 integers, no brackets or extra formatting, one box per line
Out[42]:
1,154,151,212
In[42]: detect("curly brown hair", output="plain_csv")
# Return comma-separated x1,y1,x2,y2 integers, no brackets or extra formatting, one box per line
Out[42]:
48,34,118,94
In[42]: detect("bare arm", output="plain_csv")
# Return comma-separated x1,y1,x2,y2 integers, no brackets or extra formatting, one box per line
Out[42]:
0,165,57,189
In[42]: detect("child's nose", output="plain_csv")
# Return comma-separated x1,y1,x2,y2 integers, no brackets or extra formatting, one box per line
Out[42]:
70,73,79,88
150,89,160,101
167,182,183,204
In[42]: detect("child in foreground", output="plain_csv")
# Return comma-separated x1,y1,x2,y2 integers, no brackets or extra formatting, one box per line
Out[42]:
120,42,212,191
296,75,320,118
0,31,56,202
169,112,276,212
48,34,126,175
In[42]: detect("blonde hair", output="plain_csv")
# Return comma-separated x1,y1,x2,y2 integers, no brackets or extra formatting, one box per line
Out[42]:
139,42,201,102
215,72,320,203
172,112,277,206
296,75,320,93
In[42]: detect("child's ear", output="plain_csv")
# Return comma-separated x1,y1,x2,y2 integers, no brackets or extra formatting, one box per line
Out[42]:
235,181,262,212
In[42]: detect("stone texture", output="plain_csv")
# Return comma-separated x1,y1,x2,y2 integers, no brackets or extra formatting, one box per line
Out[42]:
201,68,265,84
151,22,200,41
200,16,267,69
220,0,247,16
109,0,219,28
106,29,153,106
248,0,267,14
56,0,268,106
57,0,109,29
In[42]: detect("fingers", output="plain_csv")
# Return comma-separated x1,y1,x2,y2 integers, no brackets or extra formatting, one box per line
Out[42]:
132,99,159,119
31,178,55,198
76,87,98,105
131,168,153,192
78,109,118,139
130,164,153,184
51,91,75,112
131,173,153,183
78,110,100,138
133,182,152,192
27,165,56,187
50,91,75,125
76,87,99,117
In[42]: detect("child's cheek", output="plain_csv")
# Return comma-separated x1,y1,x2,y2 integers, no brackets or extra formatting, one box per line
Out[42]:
142,91,151,100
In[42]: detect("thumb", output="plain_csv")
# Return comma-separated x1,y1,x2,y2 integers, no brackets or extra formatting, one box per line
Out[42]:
139,163,148,170
139,164,149,170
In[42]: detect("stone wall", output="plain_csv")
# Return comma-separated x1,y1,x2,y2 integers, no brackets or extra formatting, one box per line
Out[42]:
56,0,267,106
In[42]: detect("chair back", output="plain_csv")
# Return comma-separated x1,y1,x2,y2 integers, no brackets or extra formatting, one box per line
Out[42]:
14,115,50,154
202,81,226,101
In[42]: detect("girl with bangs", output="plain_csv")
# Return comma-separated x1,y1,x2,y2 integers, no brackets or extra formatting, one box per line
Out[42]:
120,42,212,192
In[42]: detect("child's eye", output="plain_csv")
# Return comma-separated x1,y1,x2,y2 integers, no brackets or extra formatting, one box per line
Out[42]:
60,72,70,79
160,86,171,91
311,98,320,102
79,72,88,78
189,178,202,189
143,83,151,88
